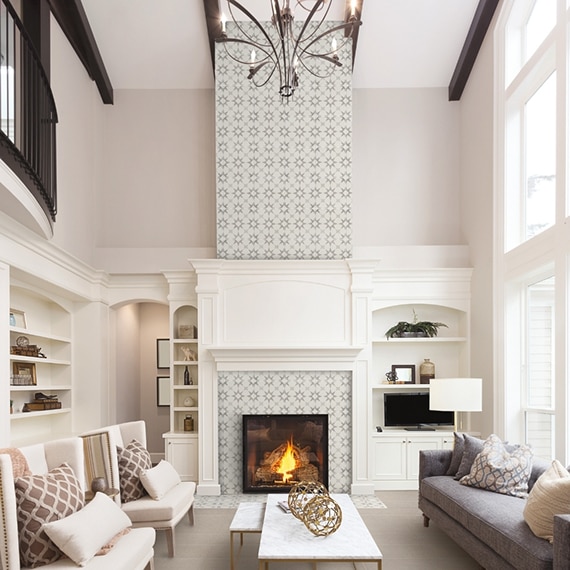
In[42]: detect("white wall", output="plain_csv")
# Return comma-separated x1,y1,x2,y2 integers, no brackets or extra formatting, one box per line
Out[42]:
458,15,497,437
49,15,103,266
352,88,462,248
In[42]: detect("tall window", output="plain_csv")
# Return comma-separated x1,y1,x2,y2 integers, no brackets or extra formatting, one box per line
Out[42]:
497,0,567,463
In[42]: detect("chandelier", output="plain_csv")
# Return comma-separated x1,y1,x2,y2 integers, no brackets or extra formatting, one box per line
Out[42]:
216,0,362,98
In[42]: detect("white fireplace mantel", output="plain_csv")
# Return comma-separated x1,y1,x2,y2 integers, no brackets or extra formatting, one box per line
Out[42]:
208,346,364,371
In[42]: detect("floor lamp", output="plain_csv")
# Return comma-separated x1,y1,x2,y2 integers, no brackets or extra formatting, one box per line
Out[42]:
429,378,482,432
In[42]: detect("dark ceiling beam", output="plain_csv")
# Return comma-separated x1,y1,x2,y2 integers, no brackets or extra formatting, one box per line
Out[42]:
204,0,364,75
203,0,221,75
47,0,113,104
448,0,499,101
344,0,364,69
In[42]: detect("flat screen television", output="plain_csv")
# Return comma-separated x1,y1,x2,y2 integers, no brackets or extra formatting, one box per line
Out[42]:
383,392,454,430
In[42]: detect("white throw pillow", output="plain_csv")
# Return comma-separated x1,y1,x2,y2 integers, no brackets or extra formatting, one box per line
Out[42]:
42,491,131,567
140,460,181,500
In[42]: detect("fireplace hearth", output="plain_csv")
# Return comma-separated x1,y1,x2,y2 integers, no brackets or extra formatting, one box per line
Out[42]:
242,414,328,493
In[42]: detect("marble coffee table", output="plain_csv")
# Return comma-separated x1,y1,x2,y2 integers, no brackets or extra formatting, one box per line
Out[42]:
258,493,382,569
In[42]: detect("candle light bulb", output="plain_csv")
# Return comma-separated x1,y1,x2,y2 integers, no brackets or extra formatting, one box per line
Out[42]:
221,12,227,33
251,49,256,64
331,38,337,53
350,0,356,17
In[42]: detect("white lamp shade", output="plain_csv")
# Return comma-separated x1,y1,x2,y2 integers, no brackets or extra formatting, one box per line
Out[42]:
429,378,482,412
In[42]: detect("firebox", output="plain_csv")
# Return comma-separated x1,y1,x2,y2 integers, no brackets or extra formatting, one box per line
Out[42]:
242,414,329,493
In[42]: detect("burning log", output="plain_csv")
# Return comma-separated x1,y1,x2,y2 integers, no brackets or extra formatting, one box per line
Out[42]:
254,439,319,485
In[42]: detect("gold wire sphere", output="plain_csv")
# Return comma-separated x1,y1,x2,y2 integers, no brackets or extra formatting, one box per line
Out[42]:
301,494,343,536
287,480,329,520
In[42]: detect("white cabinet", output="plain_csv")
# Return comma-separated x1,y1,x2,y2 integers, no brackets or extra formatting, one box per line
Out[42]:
163,432,198,481
372,431,453,490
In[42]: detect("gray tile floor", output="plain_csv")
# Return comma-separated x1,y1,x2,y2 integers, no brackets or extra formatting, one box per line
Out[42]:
153,490,481,570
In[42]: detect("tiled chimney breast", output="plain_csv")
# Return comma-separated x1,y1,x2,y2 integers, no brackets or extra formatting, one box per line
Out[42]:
215,22,353,260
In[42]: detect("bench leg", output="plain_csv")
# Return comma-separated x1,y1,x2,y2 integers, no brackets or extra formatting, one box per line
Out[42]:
423,514,430,527
145,558,155,570
165,528,175,557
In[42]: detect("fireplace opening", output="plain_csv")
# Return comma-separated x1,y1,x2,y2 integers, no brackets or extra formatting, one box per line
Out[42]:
242,414,329,493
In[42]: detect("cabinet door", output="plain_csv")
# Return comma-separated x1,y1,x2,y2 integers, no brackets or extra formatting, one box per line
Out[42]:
166,437,198,481
441,435,454,450
372,437,406,480
406,436,443,480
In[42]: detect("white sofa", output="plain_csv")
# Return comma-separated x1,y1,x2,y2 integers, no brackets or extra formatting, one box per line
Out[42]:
0,437,155,570
81,421,196,557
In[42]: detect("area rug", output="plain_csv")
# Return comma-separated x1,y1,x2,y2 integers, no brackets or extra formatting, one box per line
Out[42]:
194,493,387,509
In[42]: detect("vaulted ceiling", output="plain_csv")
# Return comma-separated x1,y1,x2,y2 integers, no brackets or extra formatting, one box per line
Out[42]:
55,0,499,104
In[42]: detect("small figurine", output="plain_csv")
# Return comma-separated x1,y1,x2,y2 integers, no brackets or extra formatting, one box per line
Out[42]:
181,346,197,361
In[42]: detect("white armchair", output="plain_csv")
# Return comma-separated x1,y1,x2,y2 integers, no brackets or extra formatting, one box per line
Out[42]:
0,437,155,570
81,421,195,557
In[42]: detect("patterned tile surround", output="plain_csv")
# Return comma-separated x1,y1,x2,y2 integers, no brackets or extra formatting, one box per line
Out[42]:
215,22,352,260
218,370,352,494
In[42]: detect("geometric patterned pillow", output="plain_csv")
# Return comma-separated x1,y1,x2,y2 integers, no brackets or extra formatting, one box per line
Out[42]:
117,439,152,503
459,433,534,498
15,463,85,568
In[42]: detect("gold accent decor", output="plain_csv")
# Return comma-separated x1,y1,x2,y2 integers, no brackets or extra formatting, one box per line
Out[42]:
287,480,342,537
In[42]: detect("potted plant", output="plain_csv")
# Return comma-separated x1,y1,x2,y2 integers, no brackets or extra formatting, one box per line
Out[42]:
385,310,447,339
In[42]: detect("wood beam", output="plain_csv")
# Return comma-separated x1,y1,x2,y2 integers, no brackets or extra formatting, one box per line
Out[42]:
47,0,113,104
448,0,499,101
203,0,221,77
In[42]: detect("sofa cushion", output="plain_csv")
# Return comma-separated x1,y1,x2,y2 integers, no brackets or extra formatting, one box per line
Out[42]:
454,433,484,479
524,459,570,543
460,434,533,498
15,463,84,568
421,476,554,569
43,492,132,567
121,481,195,523
445,432,465,476
117,440,152,503
140,460,181,500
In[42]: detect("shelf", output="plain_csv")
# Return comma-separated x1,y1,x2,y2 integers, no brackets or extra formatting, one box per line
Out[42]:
10,408,71,420
9,326,71,344
10,355,71,365
173,360,199,366
372,337,467,344
173,406,199,412
173,338,198,344
173,385,198,390
372,384,430,390
10,385,72,391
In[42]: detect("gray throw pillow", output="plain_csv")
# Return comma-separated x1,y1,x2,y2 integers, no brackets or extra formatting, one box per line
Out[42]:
454,434,484,480
445,432,465,476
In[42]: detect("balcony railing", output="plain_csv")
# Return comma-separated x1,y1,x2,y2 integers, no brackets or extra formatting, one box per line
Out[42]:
0,0,57,221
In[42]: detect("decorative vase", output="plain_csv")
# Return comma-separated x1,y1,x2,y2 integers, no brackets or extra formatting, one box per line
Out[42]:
91,477,107,493
184,366,190,385
419,358,435,384
184,414,194,432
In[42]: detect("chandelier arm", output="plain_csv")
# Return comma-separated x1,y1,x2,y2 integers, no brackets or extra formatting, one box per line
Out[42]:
249,60,280,87
226,0,281,59
299,20,360,57
219,37,275,65
289,0,332,46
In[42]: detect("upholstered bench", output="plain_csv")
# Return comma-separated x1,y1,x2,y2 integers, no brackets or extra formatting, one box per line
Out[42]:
229,502,265,570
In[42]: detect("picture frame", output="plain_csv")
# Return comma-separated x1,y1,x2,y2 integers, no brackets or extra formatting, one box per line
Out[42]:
157,376,170,407
9,308,26,329
391,364,416,384
12,362,36,386
156,338,170,369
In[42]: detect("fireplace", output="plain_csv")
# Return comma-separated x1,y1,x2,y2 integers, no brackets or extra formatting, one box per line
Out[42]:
242,414,329,493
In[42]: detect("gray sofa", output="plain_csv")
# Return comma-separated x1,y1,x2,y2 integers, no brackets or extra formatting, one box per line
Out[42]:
418,449,570,570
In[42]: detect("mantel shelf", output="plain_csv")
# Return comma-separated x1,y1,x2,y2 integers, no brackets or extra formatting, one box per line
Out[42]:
208,346,364,371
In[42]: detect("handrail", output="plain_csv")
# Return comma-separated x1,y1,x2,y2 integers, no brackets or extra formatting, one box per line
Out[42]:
0,0,58,221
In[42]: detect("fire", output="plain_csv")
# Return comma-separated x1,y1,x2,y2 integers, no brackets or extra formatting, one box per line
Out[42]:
276,439,297,483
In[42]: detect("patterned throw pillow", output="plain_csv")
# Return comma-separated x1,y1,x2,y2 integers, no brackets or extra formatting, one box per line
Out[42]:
15,463,84,568
460,433,534,498
117,439,152,503
524,460,570,542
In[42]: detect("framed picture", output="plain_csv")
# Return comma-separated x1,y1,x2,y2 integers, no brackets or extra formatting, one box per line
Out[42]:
391,364,415,384
9,308,26,329
12,362,36,386
157,376,170,407
156,338,170,369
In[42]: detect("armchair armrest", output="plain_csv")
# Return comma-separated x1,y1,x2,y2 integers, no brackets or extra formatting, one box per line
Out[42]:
419,449,452,480
554,514,570,570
